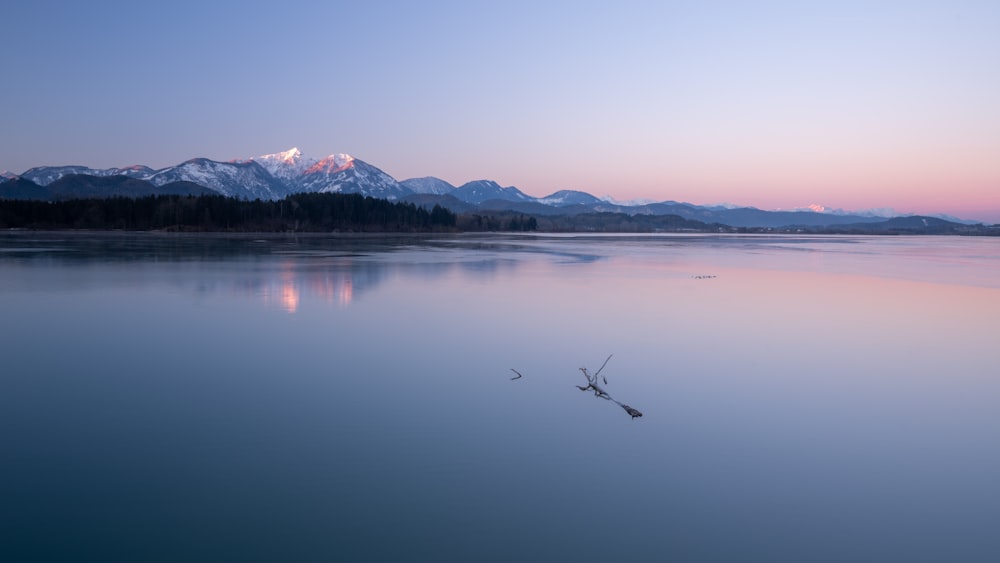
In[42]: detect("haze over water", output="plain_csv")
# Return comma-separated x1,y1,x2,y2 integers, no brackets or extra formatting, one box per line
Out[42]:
2,233,999,562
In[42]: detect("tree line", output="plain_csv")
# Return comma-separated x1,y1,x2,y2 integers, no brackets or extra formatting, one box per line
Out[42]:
2,190,778,233
0,193,461,232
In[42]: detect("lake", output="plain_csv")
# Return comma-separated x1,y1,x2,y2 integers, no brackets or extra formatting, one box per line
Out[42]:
2,232,999,562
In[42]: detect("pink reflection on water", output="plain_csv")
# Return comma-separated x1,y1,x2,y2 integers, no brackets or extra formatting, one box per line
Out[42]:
308,272,353,307
260,261,357,313
258,263,301,313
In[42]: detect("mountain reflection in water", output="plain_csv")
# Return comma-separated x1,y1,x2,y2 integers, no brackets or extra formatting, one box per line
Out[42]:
1,232,999,562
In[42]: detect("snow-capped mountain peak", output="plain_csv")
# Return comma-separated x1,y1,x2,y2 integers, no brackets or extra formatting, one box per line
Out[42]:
297,154,410,200
147,158,286,199
250,147,304,163
306,154,355,175
248,147,318,182
275,147,302,163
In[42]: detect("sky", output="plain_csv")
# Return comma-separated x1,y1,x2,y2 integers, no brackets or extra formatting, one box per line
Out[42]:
2,0,999,222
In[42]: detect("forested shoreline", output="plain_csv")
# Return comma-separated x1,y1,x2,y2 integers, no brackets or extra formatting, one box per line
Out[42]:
2,192,995,235
0,193,465,233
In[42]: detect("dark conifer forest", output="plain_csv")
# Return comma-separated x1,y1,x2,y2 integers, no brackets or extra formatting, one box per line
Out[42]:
3,191,993,234
0,193,460,232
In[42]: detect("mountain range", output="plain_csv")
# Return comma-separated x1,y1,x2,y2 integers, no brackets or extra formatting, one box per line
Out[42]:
0,148,984,228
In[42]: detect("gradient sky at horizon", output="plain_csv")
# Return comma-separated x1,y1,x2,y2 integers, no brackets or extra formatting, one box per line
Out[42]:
3,1,999,222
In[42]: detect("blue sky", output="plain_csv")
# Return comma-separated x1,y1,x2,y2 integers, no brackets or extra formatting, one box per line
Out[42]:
3,1,999,221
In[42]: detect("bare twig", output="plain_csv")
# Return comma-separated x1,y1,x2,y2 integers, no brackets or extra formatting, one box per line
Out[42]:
594,353,613,384
510,356,643,419
577,355,642,419
577,367,612,400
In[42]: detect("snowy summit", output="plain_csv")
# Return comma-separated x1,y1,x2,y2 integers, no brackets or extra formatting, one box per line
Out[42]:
248,147,317,182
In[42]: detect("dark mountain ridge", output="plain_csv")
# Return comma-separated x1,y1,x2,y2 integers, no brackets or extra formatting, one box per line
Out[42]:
1,174,215,200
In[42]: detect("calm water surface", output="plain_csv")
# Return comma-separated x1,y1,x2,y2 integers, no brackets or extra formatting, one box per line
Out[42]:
2,232,999,562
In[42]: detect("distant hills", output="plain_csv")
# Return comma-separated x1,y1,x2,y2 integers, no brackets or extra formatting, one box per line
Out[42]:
1,147,991,230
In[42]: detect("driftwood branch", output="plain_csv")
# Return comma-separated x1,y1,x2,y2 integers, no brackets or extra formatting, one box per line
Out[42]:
594,353,612,384
577,355,642,419
509,355,643,420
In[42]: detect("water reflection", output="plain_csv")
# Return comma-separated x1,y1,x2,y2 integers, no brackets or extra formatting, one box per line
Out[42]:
3,233,999,315
2,232,1000,562
264,263,301,313
0,233,604,314
256,261,357,313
